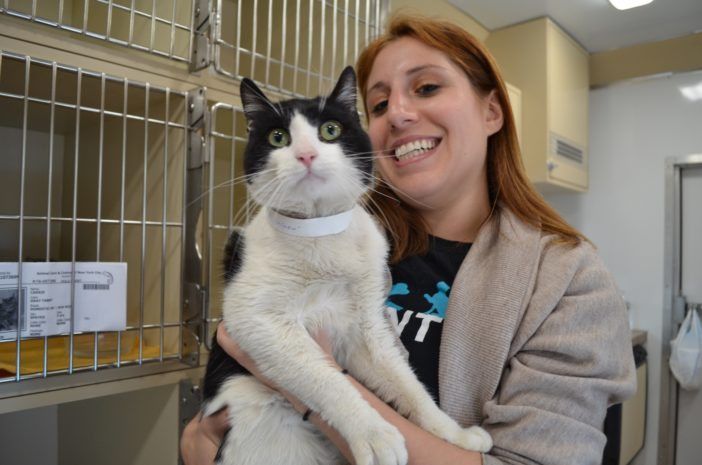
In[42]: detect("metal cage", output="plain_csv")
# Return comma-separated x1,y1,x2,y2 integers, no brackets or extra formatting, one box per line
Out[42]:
0,50,199,389
0,0,195,62
0,0,390,394
203,102,249,341
207,0,387,97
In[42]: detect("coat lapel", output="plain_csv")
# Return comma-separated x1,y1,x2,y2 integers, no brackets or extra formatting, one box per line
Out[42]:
438,208,542,426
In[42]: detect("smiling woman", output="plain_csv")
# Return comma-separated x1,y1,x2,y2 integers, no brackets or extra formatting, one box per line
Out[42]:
349,15,637,465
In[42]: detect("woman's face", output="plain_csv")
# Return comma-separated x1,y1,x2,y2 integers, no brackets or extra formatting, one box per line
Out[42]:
365,37,502,215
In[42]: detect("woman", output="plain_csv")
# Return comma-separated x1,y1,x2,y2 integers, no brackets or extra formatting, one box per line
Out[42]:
182,15,636,465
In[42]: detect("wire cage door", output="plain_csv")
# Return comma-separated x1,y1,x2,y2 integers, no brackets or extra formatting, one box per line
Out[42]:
0,51,201,392
0,0,195,62
207,0,388,97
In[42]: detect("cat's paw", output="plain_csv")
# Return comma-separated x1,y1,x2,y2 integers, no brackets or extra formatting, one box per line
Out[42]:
346,420,407,465
451,425,493,453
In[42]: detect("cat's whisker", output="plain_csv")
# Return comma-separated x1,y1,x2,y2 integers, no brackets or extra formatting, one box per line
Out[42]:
232,172,285,224
362,190,399,245
367,173,433,210
256,172,290,212
344,148,395,159
186,168,278,209
333,173,366,211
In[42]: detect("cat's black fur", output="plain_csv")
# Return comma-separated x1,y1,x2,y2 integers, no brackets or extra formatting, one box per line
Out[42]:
204,229,247,461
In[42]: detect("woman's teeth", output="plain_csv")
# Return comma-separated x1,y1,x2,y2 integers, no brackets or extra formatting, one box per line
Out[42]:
393,139,437,160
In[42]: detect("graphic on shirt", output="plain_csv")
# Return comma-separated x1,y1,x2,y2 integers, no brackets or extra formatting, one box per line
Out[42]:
385,280,450,342
423,281,449,318
386,283,410,311
386,281,450,316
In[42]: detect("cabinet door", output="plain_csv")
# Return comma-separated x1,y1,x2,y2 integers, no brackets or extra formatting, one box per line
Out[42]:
546,22,589,191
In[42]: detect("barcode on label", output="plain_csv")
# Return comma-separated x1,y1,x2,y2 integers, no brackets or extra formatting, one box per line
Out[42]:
83,284,110,290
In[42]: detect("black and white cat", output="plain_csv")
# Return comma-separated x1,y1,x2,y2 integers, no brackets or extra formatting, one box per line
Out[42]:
202,67,492,465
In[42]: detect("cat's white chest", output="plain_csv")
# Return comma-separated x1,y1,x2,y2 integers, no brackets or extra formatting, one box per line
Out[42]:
288,278,358,330
222,208,387,335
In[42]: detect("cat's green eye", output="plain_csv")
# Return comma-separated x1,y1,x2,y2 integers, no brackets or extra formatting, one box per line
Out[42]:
267,129,290,147
319,121,342,142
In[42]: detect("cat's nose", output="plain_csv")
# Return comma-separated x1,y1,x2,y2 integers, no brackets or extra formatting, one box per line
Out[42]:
296,152,317,168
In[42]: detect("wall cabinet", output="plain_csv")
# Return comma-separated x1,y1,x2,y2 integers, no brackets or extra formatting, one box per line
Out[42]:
487,17,589,193
505,82,522,152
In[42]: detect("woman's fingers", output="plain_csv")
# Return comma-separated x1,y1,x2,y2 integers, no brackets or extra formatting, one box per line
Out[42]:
216,323,245,362
201,407,231,440
180,410,227,465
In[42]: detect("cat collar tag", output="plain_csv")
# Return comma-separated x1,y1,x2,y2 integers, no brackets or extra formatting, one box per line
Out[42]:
267,208,355,237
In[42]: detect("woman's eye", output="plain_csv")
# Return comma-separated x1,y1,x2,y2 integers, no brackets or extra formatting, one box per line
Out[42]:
370,100,387,114
417,84,439,95
267,128,290,147
319,120,343,141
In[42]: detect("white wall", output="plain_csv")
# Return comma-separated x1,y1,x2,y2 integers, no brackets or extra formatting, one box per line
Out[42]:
545,69,702,465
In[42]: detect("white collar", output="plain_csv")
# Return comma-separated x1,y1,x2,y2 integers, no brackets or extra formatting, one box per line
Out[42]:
267,208,355,237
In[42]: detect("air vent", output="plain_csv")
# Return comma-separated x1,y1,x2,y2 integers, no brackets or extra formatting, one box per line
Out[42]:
550,133,585,165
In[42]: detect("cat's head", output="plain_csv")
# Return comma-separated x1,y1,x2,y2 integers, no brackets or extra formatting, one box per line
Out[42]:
240,67,373,217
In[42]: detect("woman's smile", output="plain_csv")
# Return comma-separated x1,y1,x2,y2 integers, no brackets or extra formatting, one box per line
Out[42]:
390,137,442,166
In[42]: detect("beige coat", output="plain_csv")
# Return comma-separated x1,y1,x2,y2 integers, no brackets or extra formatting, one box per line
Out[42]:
438,208,637,465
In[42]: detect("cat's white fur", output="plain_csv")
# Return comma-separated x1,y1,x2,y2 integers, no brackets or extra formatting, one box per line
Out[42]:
206,112,492,465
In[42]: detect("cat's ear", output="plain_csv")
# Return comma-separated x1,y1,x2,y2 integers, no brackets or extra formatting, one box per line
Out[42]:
240,78,274,126
328,66,358,114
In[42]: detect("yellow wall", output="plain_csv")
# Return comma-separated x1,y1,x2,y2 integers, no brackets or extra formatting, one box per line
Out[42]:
590,31,702,87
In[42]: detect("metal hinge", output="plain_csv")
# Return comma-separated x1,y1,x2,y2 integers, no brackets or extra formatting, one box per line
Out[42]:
183,87,209,366
191,0,212,71
178,379,203,465
187,87,208,167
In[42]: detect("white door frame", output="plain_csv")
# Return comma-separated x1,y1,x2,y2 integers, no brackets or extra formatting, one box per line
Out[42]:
659,153,702,464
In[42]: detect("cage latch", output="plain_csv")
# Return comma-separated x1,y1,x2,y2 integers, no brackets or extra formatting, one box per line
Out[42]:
191,0,212,71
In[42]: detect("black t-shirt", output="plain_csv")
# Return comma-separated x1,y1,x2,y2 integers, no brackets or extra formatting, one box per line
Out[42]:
385,236,471,403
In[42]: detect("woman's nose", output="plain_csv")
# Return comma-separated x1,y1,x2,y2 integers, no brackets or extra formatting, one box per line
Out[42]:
387,94,417,130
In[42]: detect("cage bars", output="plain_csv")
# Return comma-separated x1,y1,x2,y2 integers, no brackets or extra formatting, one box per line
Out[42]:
0,0,195,63
1,0,390,389
0,51,194,386
212,0,387,98
205,103,250,340
14,55,29,382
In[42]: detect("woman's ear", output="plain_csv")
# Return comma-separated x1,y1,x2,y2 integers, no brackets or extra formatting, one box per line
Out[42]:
484,90,504,136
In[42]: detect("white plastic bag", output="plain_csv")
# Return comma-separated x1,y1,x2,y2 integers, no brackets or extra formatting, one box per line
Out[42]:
670,307,702,390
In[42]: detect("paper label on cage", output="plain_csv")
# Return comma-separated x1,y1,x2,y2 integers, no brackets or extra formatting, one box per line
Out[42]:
0,262,127,341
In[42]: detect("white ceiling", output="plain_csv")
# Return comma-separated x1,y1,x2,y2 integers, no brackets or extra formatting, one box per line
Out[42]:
447,0,702,53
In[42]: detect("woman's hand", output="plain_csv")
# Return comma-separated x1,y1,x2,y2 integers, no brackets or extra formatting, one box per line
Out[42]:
180,408,229,465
